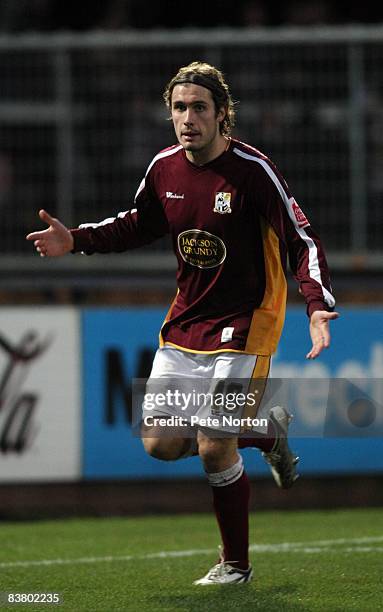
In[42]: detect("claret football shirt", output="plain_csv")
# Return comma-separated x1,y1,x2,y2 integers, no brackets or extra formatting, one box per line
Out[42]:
71,138,335,355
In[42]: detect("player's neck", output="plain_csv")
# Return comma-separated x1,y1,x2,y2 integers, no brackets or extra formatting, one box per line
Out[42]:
185,136,230,166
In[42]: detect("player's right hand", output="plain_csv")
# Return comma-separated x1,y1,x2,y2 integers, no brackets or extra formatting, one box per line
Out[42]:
26,209,74,257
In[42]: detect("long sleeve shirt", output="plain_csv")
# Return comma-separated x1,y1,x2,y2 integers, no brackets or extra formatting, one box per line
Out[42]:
71,138,335,355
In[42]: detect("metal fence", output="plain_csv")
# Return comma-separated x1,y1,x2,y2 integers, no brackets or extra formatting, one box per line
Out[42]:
0,26,382,279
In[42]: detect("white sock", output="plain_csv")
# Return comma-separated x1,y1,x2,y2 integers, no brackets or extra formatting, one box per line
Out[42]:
206,455,244,487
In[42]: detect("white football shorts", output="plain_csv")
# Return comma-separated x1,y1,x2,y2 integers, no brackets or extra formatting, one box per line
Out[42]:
142,346,271,435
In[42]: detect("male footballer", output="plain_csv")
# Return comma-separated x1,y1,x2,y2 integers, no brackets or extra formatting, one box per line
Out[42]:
27,61,338,585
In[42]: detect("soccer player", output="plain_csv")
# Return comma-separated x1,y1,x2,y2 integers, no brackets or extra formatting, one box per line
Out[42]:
27,61,338,585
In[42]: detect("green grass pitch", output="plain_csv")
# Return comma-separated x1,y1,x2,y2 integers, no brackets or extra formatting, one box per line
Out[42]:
1,508,382,611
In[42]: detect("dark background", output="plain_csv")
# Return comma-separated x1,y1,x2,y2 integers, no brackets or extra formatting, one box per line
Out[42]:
0,0,382,33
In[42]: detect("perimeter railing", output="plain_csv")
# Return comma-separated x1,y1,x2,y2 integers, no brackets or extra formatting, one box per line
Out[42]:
0,26,382,286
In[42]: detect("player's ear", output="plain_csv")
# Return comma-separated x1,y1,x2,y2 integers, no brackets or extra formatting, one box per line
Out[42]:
217,106,226,122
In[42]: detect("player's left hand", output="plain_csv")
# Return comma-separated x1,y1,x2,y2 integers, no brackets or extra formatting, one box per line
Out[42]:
306,310,339,360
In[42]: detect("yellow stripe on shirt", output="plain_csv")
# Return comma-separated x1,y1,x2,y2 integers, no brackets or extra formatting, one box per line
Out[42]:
245,219,287,355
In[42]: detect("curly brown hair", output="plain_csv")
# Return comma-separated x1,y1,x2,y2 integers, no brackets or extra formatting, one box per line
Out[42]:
163,61,236,136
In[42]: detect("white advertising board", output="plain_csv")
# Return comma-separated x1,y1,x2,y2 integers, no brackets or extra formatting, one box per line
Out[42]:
0,307,81,482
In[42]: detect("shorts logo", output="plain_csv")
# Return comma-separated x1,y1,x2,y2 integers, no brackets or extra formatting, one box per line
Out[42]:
178,229,226,269
221,327,234,343
291,198,309,228
214,192,232,214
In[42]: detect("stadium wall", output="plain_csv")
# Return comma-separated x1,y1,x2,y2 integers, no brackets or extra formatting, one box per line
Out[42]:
1,306,382,517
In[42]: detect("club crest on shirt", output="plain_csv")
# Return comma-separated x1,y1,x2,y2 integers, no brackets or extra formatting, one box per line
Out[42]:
214,192,232,214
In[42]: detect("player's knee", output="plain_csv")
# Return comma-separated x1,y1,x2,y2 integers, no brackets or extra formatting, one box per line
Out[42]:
198,436,238,472
142,437,185,461
198,438,224,469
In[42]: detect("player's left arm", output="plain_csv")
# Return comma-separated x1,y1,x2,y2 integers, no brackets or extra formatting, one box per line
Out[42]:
287,223,340,358
285,222,340,358
253,159,339,359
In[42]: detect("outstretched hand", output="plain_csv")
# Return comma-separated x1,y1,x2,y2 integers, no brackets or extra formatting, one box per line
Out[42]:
306,310,339,360
26,209,74,257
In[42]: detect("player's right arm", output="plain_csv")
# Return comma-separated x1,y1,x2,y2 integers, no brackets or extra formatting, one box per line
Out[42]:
26,209,74,257
26,168,169,256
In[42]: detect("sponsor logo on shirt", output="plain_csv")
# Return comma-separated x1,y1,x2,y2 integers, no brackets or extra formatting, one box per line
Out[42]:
178,229,226,269
166,191,185,199
214,192,232,214
291,198,309,228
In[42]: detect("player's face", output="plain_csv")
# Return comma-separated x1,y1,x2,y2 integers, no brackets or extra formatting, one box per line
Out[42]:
171,84,226,164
